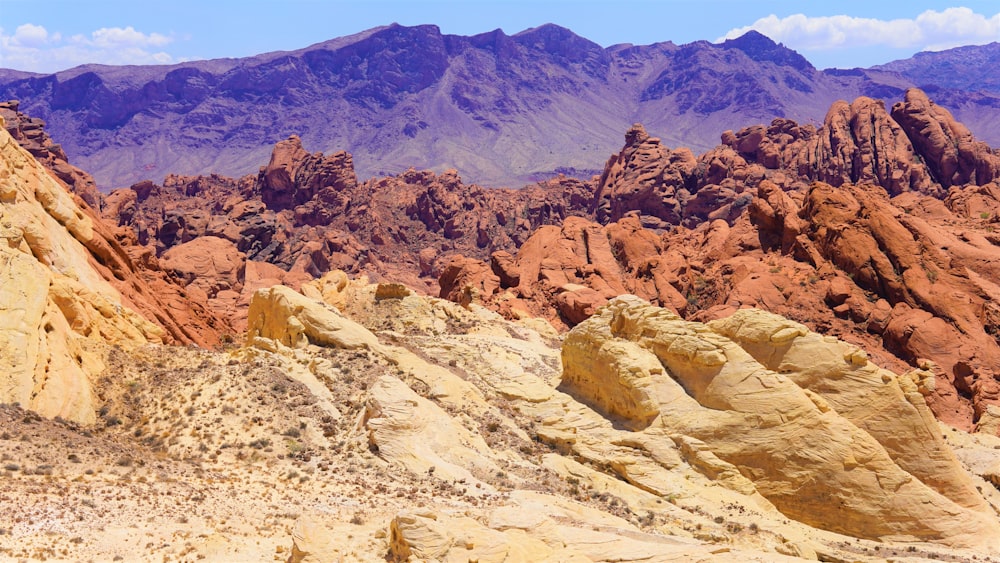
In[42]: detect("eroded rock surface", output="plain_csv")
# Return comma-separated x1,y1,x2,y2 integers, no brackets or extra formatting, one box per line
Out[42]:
0,119,162,423
562,296,1000,548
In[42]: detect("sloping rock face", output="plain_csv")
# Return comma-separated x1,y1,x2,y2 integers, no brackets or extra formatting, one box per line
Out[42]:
0,118,163,423
2,104,235,347
0,100,101,207
562,296,1000,548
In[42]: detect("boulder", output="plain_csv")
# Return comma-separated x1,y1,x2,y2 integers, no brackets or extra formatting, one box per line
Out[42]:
246,285,380,351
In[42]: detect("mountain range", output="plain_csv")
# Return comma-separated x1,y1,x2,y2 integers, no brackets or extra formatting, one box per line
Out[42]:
1,24,999,189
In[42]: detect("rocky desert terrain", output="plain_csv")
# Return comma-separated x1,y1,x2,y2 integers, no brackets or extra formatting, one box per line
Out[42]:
2,81,1000,562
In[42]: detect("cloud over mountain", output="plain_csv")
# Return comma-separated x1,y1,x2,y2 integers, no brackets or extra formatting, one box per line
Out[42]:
0,24,178,73
721,8,1000,53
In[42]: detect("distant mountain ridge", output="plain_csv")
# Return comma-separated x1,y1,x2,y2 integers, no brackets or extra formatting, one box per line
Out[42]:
2,24,999,189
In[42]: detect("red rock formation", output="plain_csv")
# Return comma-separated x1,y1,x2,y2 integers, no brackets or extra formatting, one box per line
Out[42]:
104,138,597,302
87,89,1000,431
447,169,1000,431
891,88,1000,188
722,97,936,196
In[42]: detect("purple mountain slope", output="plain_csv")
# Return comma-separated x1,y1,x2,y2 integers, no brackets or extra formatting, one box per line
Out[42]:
2,25,998,189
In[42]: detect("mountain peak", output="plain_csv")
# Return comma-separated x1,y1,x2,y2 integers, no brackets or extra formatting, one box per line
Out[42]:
721,30,813,72
513,23,602,52
514,23,578,38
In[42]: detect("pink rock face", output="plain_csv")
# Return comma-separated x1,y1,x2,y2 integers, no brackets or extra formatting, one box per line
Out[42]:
161,236,246,291
438,255,500,307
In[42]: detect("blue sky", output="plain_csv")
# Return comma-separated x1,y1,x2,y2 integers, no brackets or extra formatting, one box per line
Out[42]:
1,0,998,73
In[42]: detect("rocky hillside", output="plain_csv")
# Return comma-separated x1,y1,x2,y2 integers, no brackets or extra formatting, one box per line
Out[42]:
0,101,234,347
81,86,1000,434
449,89,1000,434
3,84,1000,560
4,153,1000,558
2,25,1000,189
7,270,1000,560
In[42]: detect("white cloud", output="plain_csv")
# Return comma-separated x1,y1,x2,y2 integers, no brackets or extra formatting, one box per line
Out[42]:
11,23,55,48
89,26,172,49
0,24,179,73
720,7,1000,52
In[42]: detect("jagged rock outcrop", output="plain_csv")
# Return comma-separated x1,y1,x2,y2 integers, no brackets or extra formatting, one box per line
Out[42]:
561,296,1000,548
440,217,639,328
715,88,1000,201
0,100,101,207
595,123,756,229
723,97,936,196
593,89,986,230
103,137,595,299
258,134,358,216
891,88,1000,188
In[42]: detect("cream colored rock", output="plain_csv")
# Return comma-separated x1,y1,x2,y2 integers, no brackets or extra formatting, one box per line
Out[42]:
560,326,665,430
388,494,806,563
561,295,1000,549
246,285,381,351
234,276,1000,560
287,514,342,563
0,127,160,423
364,375,499,489
390,510,530,562
300,269,351,310
975,404,1000,435
710,308,992,513
671,435,757,496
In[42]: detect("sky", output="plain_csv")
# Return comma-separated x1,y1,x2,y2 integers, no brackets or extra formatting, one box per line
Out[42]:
1,0,998,73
